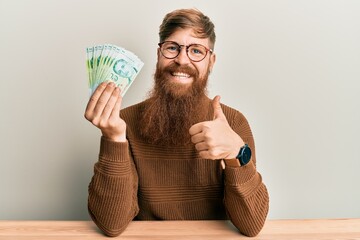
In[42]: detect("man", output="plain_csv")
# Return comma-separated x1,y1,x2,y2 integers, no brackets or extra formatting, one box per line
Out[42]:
85,8,269,237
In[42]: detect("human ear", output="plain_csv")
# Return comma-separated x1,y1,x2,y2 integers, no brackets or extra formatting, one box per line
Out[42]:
209,53,216,73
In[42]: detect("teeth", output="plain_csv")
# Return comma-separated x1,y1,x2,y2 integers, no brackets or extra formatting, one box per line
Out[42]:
172,72,190,78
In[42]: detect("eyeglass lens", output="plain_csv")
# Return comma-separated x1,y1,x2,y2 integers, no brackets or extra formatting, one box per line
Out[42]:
160,42,209,62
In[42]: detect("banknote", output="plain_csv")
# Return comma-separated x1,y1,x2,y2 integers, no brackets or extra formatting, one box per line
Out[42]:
86,44,144,97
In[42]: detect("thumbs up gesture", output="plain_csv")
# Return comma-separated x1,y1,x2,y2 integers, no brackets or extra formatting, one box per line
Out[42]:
189,96,244,160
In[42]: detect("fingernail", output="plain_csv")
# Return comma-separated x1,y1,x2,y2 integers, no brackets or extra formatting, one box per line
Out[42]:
116,87,121,96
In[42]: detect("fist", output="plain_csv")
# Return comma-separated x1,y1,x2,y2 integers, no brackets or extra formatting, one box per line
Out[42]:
189,96,244,159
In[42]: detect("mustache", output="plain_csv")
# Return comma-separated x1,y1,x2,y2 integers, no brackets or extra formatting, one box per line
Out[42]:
163,63,198,78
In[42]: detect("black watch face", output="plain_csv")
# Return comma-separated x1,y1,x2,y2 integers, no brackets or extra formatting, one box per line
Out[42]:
240,145,252,165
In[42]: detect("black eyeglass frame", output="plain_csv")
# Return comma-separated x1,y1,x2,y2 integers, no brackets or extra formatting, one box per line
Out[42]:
158,41,213,62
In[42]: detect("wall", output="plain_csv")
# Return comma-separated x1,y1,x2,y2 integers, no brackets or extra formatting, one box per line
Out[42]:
1,0,359,220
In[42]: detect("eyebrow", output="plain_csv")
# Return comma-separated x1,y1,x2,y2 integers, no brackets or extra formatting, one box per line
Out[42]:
167,41,209,48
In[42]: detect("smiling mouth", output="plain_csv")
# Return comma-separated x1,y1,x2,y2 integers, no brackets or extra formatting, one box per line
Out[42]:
171,72,191,78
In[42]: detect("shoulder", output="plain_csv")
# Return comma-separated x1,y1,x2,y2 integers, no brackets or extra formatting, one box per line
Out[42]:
120,100,147,123
219,102,249,126
219,102,255,148
121,100,146,114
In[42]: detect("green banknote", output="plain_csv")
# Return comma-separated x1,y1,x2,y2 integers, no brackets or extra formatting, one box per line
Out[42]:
86,44,144,97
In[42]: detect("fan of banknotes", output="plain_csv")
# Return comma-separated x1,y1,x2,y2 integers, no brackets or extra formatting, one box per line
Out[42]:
86,44,144,97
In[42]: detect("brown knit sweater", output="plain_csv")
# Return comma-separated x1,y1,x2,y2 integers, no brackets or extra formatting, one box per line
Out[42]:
88,99,269,237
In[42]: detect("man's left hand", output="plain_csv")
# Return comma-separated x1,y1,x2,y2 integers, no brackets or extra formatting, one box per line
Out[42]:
189,95,244,160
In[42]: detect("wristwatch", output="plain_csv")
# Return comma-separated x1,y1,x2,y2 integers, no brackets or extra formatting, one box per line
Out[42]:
224,144,252,167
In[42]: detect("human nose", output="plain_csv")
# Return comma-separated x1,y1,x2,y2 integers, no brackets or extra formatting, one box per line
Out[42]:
174,46,191,65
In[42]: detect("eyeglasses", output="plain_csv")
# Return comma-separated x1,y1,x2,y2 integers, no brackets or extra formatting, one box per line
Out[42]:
158,41,213,62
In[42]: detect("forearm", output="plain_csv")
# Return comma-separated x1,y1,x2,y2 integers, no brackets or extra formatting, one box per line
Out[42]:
224,161,269,237
88,137,139,237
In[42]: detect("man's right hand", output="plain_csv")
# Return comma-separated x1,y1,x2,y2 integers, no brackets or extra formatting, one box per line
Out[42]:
84,81,127,142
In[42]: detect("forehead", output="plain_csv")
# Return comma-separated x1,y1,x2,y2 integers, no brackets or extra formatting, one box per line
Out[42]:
165,28,210,47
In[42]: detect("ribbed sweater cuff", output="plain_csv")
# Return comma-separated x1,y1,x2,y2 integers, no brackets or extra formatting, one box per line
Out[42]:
99,136,130,162
225,160,264,198
95,137,132,176
225,160,257,186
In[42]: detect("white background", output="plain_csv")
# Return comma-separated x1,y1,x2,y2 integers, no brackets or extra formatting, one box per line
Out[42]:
1,0,359,220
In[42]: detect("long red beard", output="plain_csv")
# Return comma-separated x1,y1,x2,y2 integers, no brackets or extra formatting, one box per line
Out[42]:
140,62,210,146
